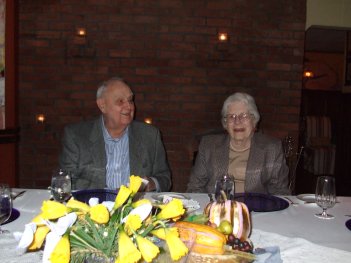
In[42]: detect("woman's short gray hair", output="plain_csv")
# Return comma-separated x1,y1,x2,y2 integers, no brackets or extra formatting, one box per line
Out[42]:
221,92,260,128
96,77,125,99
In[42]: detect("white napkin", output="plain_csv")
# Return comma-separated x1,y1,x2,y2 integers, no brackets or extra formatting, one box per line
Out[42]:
251,229,351,263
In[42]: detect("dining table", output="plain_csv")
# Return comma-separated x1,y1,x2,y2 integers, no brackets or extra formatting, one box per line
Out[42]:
1,188,351,263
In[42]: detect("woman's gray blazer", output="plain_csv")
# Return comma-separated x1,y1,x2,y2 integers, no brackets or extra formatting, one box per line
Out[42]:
187,132,290,195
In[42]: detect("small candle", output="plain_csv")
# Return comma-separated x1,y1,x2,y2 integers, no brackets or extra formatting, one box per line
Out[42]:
77,28,86,37
218,33,228,41
144,118,152,124
36,114,45,123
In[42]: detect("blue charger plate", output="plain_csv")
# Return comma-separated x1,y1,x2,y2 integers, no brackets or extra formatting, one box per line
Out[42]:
2,208,20,225
234,192,289,212
72,189,118,203
346,219,351,231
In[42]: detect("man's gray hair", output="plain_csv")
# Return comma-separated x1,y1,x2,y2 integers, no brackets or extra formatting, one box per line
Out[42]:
96,77,125,99
221,92,260,128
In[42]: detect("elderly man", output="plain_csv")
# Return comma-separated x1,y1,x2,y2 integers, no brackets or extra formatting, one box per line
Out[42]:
59,77,171,192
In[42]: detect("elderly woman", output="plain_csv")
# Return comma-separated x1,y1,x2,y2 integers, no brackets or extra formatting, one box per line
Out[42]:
187,92,290,195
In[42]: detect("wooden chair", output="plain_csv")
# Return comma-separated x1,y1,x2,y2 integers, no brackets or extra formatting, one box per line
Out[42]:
303,116,336,176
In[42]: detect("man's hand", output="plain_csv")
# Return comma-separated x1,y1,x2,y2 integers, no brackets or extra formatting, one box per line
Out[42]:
143,177,156,192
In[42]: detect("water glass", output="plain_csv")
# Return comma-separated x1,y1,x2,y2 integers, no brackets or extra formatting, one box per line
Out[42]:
0,184,12,233
51,169,72,202
315,176,336,219
215,175,235,201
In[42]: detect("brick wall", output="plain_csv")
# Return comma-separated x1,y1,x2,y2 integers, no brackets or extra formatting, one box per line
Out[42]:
17,0,306,191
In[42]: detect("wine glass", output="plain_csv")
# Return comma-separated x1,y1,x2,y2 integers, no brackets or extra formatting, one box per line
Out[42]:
215,175,235,201
51,169,72,203
0,184,13,233
315,176,336,219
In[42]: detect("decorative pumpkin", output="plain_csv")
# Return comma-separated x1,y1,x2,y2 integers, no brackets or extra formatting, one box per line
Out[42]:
175,221,227,255
204,191,251,241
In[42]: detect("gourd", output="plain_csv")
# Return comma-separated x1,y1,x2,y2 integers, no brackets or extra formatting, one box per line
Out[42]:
204,191,251,241
175,221,227,255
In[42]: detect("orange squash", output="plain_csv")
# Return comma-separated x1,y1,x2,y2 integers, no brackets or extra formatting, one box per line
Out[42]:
175,221,226,255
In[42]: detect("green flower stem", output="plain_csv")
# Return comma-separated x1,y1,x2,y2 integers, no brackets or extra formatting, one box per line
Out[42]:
70,231,99,251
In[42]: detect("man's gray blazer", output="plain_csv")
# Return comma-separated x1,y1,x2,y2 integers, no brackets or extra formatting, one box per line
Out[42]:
187,132,290,195
59,118,171,191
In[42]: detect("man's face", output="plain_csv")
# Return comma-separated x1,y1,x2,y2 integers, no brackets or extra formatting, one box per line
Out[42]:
97,81,135,133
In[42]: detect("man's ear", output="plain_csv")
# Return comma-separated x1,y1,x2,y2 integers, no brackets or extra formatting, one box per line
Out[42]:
96,98,106,113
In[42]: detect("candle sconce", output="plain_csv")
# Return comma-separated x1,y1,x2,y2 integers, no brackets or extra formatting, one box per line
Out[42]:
36,114,46,124
144,118,152,124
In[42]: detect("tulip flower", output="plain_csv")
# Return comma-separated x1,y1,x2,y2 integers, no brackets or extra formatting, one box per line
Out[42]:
66,198,91,214
114,185,132,209
165,229,188,261
115,229,141,263
151,227,178,240
31,213,46,226
124,214,142,235
90,204,110,224
136,235,160,262
129,175,142,195
49,234,70,263
28,225,50,250
41,200,69,220
132,198,152,208
156,199,185,220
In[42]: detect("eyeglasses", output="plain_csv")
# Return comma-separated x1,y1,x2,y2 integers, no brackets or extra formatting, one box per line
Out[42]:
224,112,253,124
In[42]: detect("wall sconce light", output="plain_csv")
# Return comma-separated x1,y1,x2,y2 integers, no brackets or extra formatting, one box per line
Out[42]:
36,114,46,123
76,27,87,37
218,33,228,42
144,118,152,124
303,70,314,78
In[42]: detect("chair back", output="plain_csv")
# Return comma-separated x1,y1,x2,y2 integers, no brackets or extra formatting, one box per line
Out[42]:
303,115,335,176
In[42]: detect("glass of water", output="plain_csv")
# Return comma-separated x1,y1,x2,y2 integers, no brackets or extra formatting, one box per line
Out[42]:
315,176,336,219
51,169,72,203
0,184,12,233
215,175,235,201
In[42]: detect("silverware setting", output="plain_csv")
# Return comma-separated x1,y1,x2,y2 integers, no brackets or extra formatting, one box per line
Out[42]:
12,190,26,200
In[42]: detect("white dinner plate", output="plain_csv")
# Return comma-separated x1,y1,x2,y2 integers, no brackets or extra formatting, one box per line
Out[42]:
296,193,315,203
151,192,200,213
151,192,190,202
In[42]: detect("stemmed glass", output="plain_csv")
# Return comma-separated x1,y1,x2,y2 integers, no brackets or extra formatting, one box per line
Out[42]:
0,184,13,233
51,169,72,203
315,176,336,219
215,175,235,201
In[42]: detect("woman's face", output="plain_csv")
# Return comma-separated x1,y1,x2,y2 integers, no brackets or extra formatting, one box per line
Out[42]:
224,101,255,143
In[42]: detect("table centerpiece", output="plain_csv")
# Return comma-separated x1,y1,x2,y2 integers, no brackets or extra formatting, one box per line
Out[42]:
16,175,190,263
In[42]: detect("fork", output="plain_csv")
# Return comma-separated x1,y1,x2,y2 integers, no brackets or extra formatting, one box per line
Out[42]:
12,190,26,200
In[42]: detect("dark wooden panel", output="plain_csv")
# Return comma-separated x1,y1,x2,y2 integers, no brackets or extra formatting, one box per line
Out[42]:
298,89,351,196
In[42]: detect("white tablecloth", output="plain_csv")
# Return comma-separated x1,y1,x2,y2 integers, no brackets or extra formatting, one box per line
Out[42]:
3,189,351,263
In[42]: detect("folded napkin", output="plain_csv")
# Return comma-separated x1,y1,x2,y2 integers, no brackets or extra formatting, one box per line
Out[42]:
251,229,351,263
254,246,282,263
0,233,42,263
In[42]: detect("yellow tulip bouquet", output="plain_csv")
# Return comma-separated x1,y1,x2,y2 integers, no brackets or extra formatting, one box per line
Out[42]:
16,175,189,263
